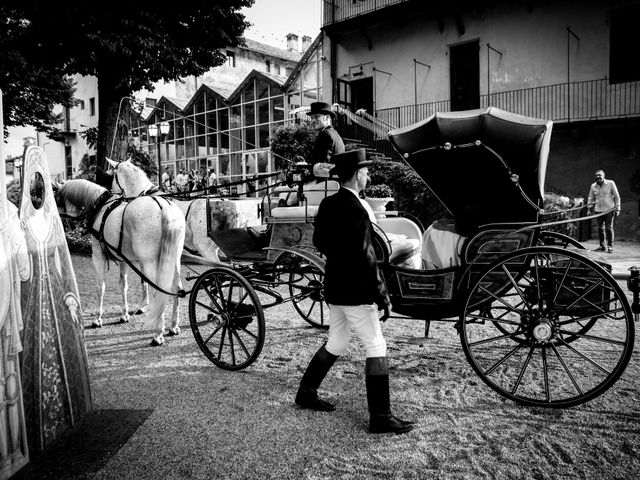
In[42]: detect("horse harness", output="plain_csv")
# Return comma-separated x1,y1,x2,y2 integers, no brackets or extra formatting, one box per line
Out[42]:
85,190,186,298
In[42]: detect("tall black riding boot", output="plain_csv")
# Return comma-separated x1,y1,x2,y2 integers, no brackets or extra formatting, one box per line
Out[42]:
295,344,339,412
366,357,414,434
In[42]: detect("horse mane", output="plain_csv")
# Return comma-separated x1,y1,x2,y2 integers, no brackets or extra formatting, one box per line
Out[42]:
61,179,108,208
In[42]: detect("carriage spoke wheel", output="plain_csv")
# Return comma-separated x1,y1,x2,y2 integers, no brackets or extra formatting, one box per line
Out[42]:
189,267,265,371
461,246,634,408
277,253,329,329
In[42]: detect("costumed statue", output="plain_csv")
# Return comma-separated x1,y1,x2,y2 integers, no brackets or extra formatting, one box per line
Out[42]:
18,146,93,454
0,190,30,478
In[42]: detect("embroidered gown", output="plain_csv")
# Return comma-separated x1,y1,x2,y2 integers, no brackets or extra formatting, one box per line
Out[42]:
19,146,92,454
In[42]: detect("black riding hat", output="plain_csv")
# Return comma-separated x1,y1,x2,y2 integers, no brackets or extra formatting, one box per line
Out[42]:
330,148,372,176
309,101,335,119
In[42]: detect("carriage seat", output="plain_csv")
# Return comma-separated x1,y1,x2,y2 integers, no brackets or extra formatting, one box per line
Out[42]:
377,217,423,268
421,219,467,270
271,180,340,208
269,205,319,219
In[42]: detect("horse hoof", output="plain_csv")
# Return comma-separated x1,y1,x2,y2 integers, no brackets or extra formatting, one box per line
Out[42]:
118,317,130,324
92,322,102,329
167,327,181,337
133,307,147,315
150,337,164,347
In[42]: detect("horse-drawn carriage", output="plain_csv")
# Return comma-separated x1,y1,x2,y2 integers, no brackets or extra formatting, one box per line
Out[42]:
186,107,638,409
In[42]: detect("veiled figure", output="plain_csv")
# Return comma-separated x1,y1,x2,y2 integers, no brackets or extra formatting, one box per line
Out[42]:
18,146,92,454
0,194,30,477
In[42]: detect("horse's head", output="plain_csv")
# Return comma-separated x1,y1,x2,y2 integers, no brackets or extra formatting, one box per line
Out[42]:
106,157,154,197
53,179,107,218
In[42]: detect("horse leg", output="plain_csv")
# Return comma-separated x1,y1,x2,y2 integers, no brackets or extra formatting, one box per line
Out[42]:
166,271,183,336
132,280,149,316
118,263,131,324
91,245,107,328
140,262,167,346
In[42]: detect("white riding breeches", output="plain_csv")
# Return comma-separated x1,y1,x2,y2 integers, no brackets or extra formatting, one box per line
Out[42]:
325,304,387,358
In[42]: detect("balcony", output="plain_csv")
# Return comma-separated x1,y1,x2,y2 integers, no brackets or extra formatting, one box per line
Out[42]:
376,78,640,128
322,0,414,28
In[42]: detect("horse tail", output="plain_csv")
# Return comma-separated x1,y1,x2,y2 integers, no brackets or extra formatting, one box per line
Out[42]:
143,202,185,331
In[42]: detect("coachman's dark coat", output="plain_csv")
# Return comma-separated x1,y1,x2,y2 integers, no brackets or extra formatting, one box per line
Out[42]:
310,125,345,166
312,188,389,308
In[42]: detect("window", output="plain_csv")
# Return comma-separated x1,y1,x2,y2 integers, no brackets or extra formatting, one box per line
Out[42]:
610,4,640,83
285,67,293,77
89,97,96,116
275,64,281,75
266,60,271,73
226,50,236,67
145,98,157,108
77,99,85,110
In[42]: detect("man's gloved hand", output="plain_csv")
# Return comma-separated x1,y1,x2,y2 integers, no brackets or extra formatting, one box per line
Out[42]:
615,210,621,217
379,306,390,322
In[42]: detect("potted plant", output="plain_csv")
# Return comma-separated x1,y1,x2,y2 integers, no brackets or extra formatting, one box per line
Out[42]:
363,183,394,216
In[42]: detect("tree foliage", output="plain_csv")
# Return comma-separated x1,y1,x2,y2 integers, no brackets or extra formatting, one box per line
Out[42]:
270,121,318,170
0,4,75,134
1,1,253,185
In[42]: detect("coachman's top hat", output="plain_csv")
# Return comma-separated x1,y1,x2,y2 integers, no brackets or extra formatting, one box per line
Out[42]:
309,101,335,119
330,148,372,176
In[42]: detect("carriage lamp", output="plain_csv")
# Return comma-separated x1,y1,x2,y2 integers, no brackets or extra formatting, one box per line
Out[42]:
159,121,170,136
148,124,158,138
444,142,452,150
510,173,519,182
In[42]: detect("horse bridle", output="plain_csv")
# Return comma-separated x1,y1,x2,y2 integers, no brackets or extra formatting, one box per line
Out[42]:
110,160,160,198
110,161,126,195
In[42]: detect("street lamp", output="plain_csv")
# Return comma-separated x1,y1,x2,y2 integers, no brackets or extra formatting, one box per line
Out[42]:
149,122,171,187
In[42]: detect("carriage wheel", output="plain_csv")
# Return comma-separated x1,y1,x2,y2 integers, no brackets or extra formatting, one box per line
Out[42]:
460,246,634,408
189,267,265,371
276,253,329,329
491,231,589,341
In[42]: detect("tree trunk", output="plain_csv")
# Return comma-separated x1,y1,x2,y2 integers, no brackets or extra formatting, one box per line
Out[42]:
95,76,130,188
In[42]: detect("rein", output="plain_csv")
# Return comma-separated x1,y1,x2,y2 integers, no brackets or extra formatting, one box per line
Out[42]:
82,184,186,298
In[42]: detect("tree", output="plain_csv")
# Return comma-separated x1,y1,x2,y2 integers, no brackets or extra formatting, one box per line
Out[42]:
1,1,253,186
0,4,76,135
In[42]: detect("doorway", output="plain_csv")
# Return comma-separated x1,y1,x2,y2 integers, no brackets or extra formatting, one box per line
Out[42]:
450,40,480,111
337,77,374,114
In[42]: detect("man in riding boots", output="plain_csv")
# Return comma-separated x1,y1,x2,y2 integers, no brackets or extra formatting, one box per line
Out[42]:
295,148,414,435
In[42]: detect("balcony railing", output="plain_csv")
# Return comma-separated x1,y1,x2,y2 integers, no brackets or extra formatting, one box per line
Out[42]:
377,78,640,128
322,0,409,26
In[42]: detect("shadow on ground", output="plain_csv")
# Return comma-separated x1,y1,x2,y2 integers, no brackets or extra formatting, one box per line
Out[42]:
13,409,153,480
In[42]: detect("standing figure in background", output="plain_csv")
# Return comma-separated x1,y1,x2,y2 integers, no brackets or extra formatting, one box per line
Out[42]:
18,146,93,454
161,166,172,191
208,168,218,194
588,169,621,253
175,169,188,195
188,169,196,192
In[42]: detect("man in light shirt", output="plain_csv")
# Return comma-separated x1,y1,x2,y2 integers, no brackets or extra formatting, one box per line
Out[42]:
588,169,621,253
175,169,189,193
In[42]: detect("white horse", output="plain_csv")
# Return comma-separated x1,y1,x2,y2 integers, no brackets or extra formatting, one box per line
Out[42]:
106,158,263,262
54,179,186,346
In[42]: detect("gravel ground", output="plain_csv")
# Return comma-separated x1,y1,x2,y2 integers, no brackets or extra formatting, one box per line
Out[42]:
14,240,640,480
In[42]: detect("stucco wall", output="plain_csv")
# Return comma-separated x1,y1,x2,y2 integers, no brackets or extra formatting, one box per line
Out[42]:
326,0,636,110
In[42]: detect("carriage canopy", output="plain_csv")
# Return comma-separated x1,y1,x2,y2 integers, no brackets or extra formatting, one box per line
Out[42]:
388,107,553,233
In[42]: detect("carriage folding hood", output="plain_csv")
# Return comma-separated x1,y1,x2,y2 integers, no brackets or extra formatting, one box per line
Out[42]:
388,107,553,234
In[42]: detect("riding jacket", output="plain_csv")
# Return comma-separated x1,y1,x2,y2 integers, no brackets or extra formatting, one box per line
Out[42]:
313,187,389,308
